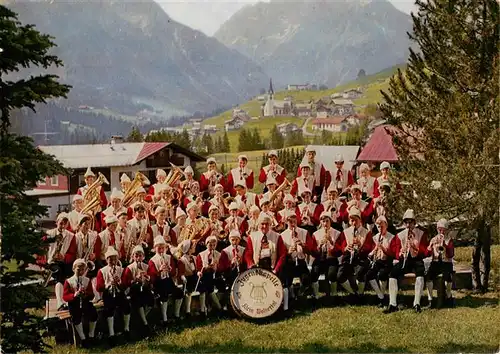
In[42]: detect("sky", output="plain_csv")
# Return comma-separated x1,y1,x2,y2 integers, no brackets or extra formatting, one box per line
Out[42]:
157,0,417,36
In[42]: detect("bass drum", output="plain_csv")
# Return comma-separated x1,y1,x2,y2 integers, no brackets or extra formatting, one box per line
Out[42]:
230,268,283,319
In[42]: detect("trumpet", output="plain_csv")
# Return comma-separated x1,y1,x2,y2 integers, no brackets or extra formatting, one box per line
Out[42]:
136,261,150,292
239,169,248,180
349,228,360,265
77,275,85,309
402,230,414,268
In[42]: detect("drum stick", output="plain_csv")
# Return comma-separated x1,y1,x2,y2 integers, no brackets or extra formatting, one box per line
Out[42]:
193,274,202,293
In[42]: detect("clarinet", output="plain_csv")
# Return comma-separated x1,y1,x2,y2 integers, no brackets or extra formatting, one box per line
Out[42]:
78,276,84,309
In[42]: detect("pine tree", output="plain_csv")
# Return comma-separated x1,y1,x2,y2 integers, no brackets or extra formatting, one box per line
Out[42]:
269,125,284,149
1,5,69,352
261,153,267,169
380,0,499,292
222,131,231,152
177,129,191,149
238,129,249,152
127,126,143,142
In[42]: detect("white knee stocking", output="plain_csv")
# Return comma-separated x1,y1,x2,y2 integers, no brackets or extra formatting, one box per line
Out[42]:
357,281,365,295
88,321,96,338
161,301,168,322
174,299,183,318
138,307,148,325
388,278,398,306
184,294,192,314
283,288,289,311
414,276,424,306
106,317,115,337
369,279,384,299
340,281,355,294
199,293,207,313
74,323,85,340
123,314,131,332
210,292,222,310
55,282,66,309
426,281,434,301
312,281,320,299
330,282,338,296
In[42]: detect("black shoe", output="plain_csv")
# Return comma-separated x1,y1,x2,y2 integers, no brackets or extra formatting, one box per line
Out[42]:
446,297,455,308
383,305,398,314
108,335,117,347
424,299,434,309
81,338,90,349
413,304,422,313
123,330,131,342
377,298,385,308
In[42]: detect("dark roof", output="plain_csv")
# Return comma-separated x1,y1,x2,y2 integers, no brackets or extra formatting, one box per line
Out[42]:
356,125,398,162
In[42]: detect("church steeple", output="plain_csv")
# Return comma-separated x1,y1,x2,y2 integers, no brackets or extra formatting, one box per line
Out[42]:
268,78,274,97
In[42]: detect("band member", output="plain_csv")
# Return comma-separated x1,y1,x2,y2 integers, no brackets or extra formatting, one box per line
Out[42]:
244,215,288,310
148,169,167,197
120,173,131,194
154,184,169,208
152,206,177,247
121,245,153,330
297,147,327,197
277,194,301,225
182,181,200,209
99,215,119,261
200,158,226,197
143,195,156,223
181,166,197,194
365,216,400,307
207,205,226,249
259,150,286,186
127,187,147,219
148,237,179,325
385,209,429,313
426,218,455,308
357,163,379,198
43,213,77,310
176,240,198,318
196,235,223,317
101,188,127,226
322,185,343,231
260,198,279,230
327,155,354,194
377,161,391,187
63,259,97,348
247,205,261,235
234,181,259,217
347,184,374,226
310,212,342,302
77,167,108,209
280,212,314,302
224,202,248,236
76,214,102,301
262,175,279,206
127,203,153,251
291,163,316,199
116,212,132,262
297,188,323,231
336,207,374,301
96,247,130,342
209,184,228,217
219,230,245,285
172,207,187,241
226,155,254,196
373,181,391,222
68,195,84,232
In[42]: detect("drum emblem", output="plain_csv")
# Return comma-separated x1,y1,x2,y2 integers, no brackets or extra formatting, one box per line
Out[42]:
249,282,267,304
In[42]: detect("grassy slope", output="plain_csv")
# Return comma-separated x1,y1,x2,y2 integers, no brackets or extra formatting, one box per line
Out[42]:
49,246,499,353
204,64,405,152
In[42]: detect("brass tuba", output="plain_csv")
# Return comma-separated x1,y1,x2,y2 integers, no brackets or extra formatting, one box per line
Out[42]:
163,162,185,187
82,172,109,213
270,178,291,203
122,172,149,208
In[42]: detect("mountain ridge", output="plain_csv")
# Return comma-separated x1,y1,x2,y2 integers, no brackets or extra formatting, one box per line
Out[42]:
6,0,269,120
215,0,411,88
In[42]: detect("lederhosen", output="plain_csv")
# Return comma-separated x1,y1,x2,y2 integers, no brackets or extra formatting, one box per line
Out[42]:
127,262,154,308
337,226,371,284
390,228,426,279
99,265,131,318
198,250,224,294
221,246,245,291
426,238,453,283
179,255,198,294
150,254,182,301
365,232,396,283
65,275,98,325
311,228,340,285
280,228,311,289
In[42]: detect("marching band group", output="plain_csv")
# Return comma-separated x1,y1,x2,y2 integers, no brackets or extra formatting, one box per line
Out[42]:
41,147,456,347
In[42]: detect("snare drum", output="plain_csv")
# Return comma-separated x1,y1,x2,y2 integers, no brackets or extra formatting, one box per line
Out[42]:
230,268,283,319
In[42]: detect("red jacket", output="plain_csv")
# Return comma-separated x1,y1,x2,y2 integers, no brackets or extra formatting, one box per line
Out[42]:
243,233,287,273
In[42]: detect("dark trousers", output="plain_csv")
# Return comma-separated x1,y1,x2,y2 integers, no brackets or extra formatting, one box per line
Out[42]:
337,253,370,284
198,270,225,294
223,267,241,291
310,257,339,283
282,258,310,288
154,277,182,301
365,259,393,282
390,257,425,279
426,261,453,283
129,282,154,308
102,289,131,318
68,298,98,325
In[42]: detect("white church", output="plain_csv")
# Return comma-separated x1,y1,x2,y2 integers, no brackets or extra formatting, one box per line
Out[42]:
261,79,292,117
